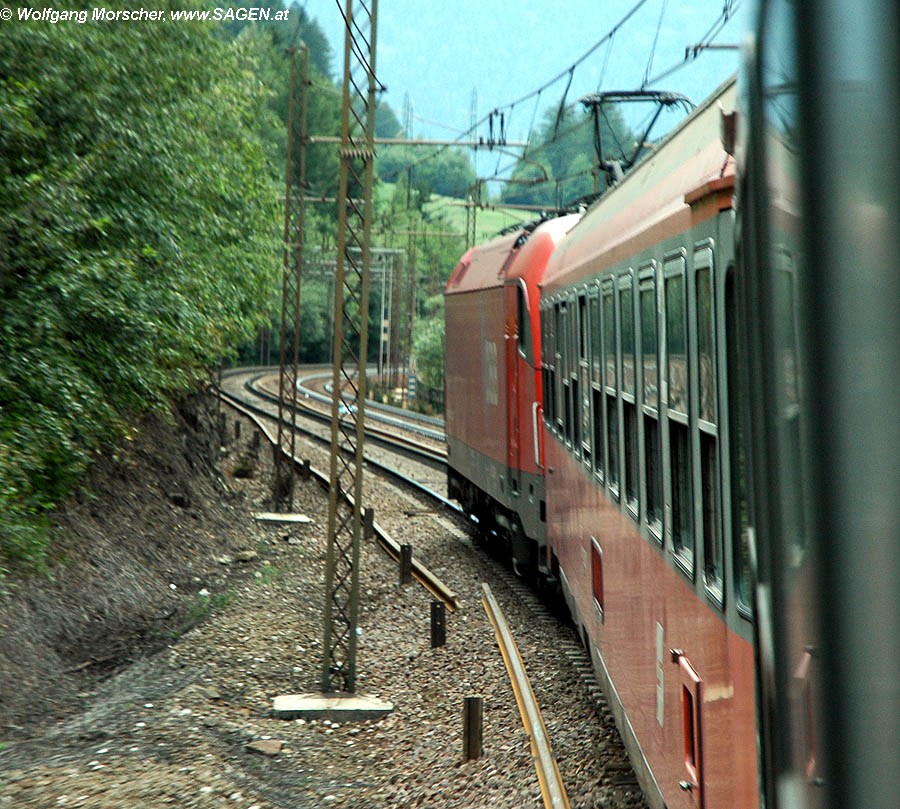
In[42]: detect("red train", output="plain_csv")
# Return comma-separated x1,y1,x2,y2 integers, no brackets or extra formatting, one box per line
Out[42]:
447,77,753,809
446,3,900,808
445,214,580,575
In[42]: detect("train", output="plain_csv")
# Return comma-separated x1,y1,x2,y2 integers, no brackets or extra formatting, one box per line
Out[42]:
444,2,900,809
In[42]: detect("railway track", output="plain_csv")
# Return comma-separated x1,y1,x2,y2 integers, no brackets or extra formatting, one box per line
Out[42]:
218,365,645,809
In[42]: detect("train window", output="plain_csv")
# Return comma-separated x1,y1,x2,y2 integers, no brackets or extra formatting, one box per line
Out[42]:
701,431,723,592
620,280,635,396
578,294,588,362
554,302,564,435
517,284,532,364
603,290,616,389
725,268,752,613
695,247,722,600
624,403,638,509
590,291,604,482
666,271,688,415
645,414,663,533
640,273,662,540
640,281,658,409
562,303,572,446
603,283,618,496
579,294,591,465
541,307,552,425
671,420,694,573
696,260,716,424
620,275,637,515
606,396,619,493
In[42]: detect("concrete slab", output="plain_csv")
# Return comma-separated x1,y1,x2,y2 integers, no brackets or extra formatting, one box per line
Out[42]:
272,693,394,722
253,512,313,524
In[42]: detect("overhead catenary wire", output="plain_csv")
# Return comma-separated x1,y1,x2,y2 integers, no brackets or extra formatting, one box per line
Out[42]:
643,0,742,87
376,0,743,213
642,0,669,88
376,0,653,186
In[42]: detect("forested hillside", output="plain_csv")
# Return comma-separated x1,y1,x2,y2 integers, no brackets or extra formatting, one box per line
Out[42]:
0,3,291,573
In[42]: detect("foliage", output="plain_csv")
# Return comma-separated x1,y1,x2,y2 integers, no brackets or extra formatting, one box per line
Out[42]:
0,4,282,572
376,145,477,200
413,295,446,392
220,1,335,79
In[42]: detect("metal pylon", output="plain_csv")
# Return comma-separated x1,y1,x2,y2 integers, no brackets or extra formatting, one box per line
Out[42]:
275,46,309,507
321,0,378,694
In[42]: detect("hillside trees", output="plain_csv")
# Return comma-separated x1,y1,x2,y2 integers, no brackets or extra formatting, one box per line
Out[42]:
0,10,282,572
501,103,635,207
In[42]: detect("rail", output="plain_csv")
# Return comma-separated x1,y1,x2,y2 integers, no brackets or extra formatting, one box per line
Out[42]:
481,583,571,809
217,385,460,611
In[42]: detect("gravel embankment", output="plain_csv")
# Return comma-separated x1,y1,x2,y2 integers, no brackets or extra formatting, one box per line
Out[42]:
0,402,647,809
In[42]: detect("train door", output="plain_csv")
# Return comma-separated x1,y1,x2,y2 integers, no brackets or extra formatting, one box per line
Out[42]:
504,281,523,493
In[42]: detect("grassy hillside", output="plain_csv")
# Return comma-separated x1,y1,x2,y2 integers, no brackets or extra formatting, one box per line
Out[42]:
374,182,533,245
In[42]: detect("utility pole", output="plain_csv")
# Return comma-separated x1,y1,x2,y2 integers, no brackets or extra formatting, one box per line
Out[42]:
275,44,308,509
321,0,379,694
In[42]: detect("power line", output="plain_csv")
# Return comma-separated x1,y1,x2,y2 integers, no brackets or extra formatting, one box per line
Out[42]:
642,0,669,89
643,0,743,87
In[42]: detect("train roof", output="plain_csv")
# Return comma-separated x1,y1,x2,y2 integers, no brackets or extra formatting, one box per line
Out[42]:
542,76,737,295
445,215,581,295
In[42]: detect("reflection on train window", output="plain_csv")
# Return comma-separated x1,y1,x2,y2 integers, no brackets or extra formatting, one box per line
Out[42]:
695,251,722,599
620,281,635,396
666,273,688,414
517,285,532,363
725,268,753,612
604,290,616,388
620,276,637,514
553,303,566,437
603,285,618,495
591,539,604,622
591,292,602,381
696,264,716,423
775,264,807,560
624,403,638,509
701,431,723,591
671,421,694,571
640,276,662,539
590,292,604,482
578,294,590,464
562,302,572,447
645,414,662,532
641,282,658,408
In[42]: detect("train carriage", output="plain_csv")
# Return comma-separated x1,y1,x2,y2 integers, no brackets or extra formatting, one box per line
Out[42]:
540,78,757,809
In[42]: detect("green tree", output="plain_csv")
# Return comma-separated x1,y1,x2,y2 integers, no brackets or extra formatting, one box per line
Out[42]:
0,5,282,572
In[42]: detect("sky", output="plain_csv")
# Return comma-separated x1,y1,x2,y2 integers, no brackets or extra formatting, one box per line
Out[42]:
300,0,753,186
304,0,753,181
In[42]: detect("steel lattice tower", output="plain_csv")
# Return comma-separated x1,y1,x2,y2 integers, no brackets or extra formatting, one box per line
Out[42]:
321,0,379,694
275,46,309,507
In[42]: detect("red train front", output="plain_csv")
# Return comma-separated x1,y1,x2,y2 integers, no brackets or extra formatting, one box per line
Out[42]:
445,215,579,574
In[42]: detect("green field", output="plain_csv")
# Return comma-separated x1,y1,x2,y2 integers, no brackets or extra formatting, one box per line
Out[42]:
374,182,533,245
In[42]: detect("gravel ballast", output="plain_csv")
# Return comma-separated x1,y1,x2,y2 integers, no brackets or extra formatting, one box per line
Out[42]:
0,394,647,809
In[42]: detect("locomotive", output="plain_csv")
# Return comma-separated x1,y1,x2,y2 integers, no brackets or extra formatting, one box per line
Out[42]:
445,1,900,808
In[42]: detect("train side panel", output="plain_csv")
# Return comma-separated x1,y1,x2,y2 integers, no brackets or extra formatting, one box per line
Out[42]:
542,79,758,809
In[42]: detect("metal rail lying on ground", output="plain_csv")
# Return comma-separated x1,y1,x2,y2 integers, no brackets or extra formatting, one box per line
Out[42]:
481,583,571,809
